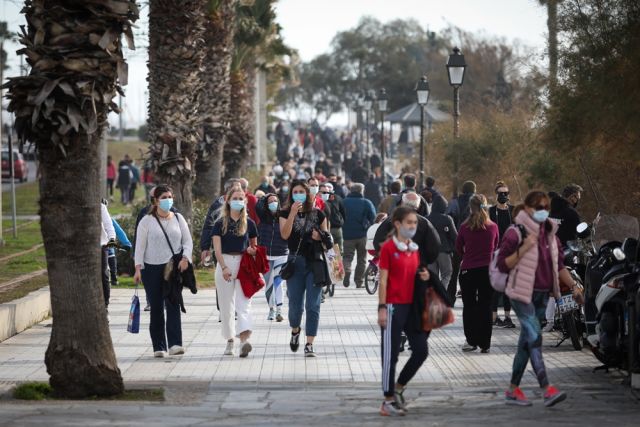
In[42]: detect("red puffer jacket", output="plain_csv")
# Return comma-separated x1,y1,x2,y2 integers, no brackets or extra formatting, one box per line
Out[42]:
238,245,269,298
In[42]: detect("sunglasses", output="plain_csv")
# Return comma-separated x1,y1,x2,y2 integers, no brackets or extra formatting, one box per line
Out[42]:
498,191,510,196
535,205,549,210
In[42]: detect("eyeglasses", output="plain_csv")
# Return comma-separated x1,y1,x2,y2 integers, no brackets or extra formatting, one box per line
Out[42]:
321,192,331,195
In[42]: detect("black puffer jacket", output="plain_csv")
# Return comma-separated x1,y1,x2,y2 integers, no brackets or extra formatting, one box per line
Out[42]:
428,195,458,254
550,196,581,245
373,213,441,266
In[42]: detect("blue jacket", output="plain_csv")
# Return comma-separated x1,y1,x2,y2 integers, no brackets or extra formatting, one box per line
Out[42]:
109,218,132,256
256,196,289,257
342,192,376,240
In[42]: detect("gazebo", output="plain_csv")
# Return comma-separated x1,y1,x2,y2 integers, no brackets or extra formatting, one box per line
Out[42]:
384,101,450,154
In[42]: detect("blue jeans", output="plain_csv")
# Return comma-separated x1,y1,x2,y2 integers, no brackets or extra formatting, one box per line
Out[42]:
141,263,182,352
510,291,550,387
286,256,322,336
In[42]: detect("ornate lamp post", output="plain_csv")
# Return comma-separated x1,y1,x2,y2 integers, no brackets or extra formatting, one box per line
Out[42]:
415,75,430,191
377,88,388,193
363,92,373,168
446,47,467,196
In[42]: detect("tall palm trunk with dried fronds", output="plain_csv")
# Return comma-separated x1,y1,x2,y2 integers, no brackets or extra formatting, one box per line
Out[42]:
148,0,207,221
3,0,138,397
539,0,560,91
194,0,237,199
225,65,255,179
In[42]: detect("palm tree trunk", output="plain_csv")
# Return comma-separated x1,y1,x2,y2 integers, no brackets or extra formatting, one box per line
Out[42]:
224,66,255,179
548,0,559,90
148,0,207,221
4,0,138,397
194,0,237,199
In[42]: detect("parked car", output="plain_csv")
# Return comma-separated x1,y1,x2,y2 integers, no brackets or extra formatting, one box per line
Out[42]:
1,150,29,182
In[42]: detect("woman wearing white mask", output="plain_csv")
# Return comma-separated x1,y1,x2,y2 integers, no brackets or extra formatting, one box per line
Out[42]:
212,188,258,357
134,185,193,358
257,193,289,321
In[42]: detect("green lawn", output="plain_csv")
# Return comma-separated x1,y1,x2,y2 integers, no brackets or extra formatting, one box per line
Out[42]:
114,267,216,289
1,182,40,216
0,221,42,258
107,139,149,164
0,247,47,282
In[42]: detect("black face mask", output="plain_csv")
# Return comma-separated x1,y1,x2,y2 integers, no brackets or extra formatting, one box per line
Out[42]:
497,193,509,204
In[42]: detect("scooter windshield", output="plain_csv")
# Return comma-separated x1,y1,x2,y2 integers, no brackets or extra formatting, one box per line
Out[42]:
593,214,639,251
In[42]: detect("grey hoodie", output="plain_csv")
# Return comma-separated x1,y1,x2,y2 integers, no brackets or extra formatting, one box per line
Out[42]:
428,195,458,253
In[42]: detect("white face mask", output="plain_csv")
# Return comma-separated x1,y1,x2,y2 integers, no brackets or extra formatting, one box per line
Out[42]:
309,186,319,196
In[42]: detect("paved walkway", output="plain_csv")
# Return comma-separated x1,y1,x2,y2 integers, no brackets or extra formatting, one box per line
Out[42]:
0,287,638,425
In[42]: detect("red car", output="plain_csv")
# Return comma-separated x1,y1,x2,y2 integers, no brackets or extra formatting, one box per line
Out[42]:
1,150,29,182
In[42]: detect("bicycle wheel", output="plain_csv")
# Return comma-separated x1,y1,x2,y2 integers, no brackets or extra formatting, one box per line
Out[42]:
365,264,379,295
562,311,583,351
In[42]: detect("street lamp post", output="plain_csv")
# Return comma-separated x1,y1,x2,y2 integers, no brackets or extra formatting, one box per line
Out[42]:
363,92,373,169
446,47,467,197
415,75,430,191
356,90,365,158
377,88,388,194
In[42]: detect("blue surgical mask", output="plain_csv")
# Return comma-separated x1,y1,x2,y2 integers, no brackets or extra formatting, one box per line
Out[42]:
230,200,245,211
399,226,417,240
309,186,319,196
268,202,279,213
321,193,330,201
159,198,173,212
281,186,289,193
292,193,307,203
533,210,549,223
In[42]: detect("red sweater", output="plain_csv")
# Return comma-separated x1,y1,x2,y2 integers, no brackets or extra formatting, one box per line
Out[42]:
455,221,499,270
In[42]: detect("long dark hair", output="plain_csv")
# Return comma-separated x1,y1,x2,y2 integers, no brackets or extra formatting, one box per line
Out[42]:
285,179,314,213
149,184,173,216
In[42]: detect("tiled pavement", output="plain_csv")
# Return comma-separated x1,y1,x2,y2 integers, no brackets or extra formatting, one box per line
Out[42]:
0,286,639,426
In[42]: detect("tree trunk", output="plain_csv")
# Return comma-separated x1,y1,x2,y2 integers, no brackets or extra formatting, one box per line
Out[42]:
3,0,138,397
547,0,559,91
148,0,207,221
41,138,123,397
224,66,255,180
193,0,237,200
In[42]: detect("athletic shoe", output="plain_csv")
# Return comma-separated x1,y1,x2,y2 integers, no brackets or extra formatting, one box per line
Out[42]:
356,282,364,289
290,329,301,352
542,322,555,333
169,345,185,356
493,317,504,327
503,317,516,328
304,343,316,357
462,341,478,352
394,388,408,411
144,304,151,312
380,400,406,417
275,309,283,322
224,340,234,356
505,387,532,406
239,342,252,358
544,385,567,407
153,351,166,358
267,308,275,321
480,348,490,354
343,274,350,287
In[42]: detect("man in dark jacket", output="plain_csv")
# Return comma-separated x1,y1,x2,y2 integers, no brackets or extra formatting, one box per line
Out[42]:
400,174,429,217
427,194,457,296
350,160,370,185
364,174,383,211
328,173,346,199
320,182,346,252
425,176,441,199
342,183,376,288
550,183,583,245
373,192,441,267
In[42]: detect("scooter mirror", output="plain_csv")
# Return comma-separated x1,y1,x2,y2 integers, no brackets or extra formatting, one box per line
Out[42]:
576,222,589,234
613,247,626,262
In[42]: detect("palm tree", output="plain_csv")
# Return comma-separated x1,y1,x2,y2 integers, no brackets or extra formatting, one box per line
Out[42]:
147,0,207,221
224,0,292,179
539,0,560,90
3,0,138,397
193,0,238,199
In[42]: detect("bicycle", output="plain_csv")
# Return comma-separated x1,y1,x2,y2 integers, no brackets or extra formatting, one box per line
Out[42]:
364,253,380,295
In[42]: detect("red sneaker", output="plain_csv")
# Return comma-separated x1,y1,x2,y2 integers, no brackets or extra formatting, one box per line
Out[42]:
505,387,532,406
544,385,567,407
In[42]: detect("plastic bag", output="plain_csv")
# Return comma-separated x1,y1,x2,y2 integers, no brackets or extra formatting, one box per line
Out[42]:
127,292,140,334
422,287,455,331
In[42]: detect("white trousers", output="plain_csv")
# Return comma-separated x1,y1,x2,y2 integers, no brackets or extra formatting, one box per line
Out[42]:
215,254,252,340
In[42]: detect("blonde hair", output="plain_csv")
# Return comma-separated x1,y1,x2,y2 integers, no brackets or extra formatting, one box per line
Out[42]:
464,194,490,231
220,189,248,236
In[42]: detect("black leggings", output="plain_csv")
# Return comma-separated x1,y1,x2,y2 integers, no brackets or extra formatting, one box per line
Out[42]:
381,304,430,397
491,291,512,313
101,247,110,307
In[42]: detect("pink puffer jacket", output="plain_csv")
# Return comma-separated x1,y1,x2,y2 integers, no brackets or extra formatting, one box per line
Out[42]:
505,211,561,304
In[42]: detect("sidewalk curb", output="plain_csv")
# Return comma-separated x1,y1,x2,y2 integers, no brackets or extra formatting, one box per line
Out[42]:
0,287,50,343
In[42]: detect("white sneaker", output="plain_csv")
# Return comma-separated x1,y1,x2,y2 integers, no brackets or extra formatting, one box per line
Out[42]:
169,345,185,356
542,322,555,333
462,341,478,352
224,340,235,356
239,342,253,358
154,351,166,358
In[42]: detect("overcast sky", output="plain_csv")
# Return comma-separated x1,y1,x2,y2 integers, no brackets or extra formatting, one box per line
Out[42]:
1,0,548,127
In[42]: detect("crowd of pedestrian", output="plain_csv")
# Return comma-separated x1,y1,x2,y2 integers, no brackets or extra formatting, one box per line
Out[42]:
99,122,589,416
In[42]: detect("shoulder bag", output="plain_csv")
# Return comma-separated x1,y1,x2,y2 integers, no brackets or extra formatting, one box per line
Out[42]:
280,213,308,280
154,214,184,282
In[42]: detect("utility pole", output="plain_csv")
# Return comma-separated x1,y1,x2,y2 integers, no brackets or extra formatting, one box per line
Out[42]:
0,25,6,246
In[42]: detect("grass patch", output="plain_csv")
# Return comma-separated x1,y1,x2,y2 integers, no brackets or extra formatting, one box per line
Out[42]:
0,247,47,282
1,181,40,216
0,221,42,258
0,275,49,304
13,382,52,400
114,267,215,289
107,139,148,164
13,382,164,401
